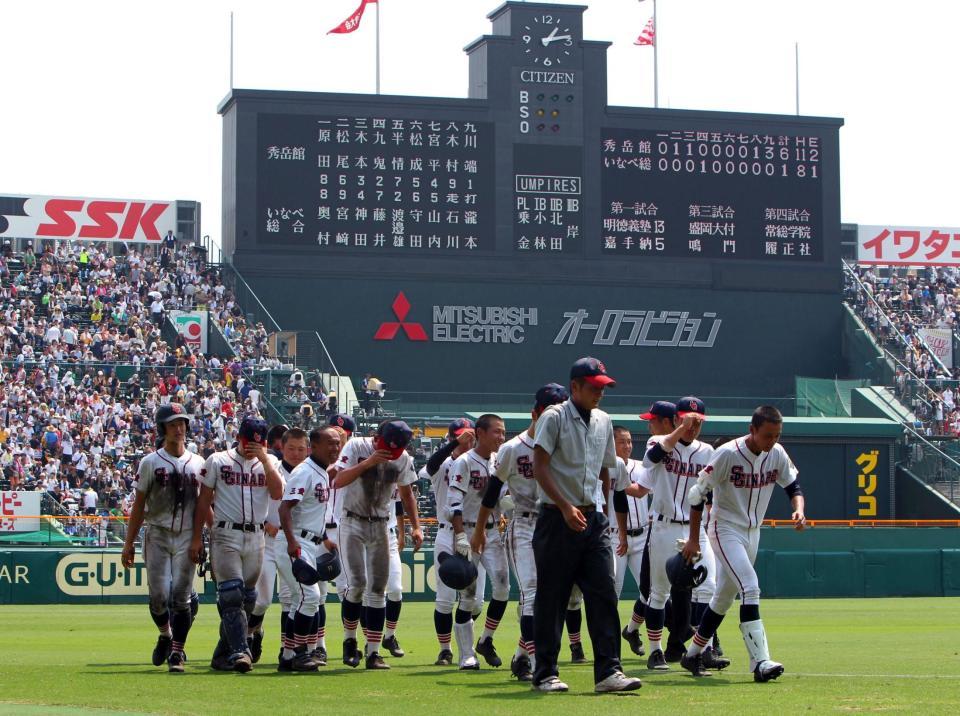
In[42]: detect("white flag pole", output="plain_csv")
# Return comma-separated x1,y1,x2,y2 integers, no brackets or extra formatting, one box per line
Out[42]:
375,0,381,95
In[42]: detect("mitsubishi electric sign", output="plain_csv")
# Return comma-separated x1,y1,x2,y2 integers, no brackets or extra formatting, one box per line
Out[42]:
373,291,722,348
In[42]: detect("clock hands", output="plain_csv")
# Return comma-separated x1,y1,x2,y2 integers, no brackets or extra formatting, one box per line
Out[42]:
541,27,572,46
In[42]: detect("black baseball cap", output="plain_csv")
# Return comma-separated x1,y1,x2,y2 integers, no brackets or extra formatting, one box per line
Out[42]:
448,418,475,437
535,383,569,409
329,413,357,434
570,357,616,387
640,401,677,420
677,396,707,419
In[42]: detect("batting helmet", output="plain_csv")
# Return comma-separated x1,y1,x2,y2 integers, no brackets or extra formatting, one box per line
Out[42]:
315,551,342,582
238,416,269,445
436,551,478,591
666,552,707,590
291,556,321,585
155,403,190,438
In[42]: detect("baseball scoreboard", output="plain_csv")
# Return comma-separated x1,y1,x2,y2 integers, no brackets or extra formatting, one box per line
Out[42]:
220,1,844,397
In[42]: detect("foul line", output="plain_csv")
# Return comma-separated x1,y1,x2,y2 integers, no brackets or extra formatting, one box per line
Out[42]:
789,672,960,680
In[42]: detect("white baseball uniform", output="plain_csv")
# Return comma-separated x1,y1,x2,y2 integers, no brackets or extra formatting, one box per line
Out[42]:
276,456,332,616
334,437,416,608
610,457,650,598
640,437,714,610
496,433,539,617
696,437,798,614
201,448,281,589
448,448,509,611
135,447,205,614
254,461,293,617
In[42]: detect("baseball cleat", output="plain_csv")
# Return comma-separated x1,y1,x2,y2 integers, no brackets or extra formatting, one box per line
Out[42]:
459,655,481,671
310,646,328,666
167,650,185,673
249,630,264,663
342,638,362,668
435,649,454,666
277,656,293,672
532,676,569,692
702,646,730,671
292,649,319,672
621,627,645,656
365,652,391,670
647,649,670,671
569,642,588,664
511,654,533,682
230,651,253,673
753,660,784,683
664,641,686,663
476,637,502,667
210,650,234,672
382,635,405,657
152,634,172,667
594,670,643,693
680,651,712,678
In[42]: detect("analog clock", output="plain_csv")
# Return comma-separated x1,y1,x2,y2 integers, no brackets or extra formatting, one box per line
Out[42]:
522,14,575,67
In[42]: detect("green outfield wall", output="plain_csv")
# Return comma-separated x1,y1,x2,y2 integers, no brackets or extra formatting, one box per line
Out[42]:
2,528,958,604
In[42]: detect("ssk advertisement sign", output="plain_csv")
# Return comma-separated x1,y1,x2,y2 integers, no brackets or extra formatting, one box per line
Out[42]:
0,194,176,243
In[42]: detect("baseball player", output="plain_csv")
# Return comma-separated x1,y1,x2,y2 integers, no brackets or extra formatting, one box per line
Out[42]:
424,419,477,665
322,413,356,640
448,414,508,670
380,485,406,657
470,385,567,681
189,416,283,672
276,426,341,671
639,398,724,671
680,406,805,681
249,426,308,664
608,426,650,657
330,420,423,670
122,403,206,672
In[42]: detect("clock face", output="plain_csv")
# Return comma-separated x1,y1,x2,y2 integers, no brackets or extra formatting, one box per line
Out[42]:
522,14,574,67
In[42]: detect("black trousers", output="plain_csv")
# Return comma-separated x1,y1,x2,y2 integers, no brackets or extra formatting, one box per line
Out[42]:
532,507,622,685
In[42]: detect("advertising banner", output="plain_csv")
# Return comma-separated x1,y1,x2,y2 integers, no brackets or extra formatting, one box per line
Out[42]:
170,310,208,354
0,194,176,243
0,492,41,532
857,224,960,266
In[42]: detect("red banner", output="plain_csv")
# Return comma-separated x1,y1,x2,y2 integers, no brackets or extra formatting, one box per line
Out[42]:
857,224,960,266
634,17,655,46
328,0,377,35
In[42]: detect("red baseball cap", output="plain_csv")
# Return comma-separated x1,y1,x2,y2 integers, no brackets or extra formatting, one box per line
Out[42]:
570,357,616,388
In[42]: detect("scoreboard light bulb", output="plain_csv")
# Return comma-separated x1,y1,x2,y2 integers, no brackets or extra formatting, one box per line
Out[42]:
537,123,546,131
566,94,574,102
551,94,560,101
551,110,559,118
551,124,560,132
536,93,545,101
536,108,545,117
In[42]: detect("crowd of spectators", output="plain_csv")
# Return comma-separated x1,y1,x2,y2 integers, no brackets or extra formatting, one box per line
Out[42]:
846,263,960,435
0,237,294,537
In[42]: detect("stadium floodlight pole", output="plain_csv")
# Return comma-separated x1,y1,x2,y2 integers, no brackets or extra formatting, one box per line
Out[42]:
229,11,234,90
638,0,658,108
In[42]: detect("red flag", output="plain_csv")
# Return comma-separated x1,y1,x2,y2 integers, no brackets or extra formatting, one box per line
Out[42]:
328,0,377,35
634,17,655,46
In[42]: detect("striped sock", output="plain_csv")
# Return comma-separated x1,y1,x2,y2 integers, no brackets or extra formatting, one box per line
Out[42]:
343,618,359,641
568,631,581,645
171,640,184,654
687,630,710,656
646,628,663,654
481,616,500,641
627,610,645,633
438,632,452,649
365,630,383,656
316,626,326,650
384,619,398,639
515,638,526,659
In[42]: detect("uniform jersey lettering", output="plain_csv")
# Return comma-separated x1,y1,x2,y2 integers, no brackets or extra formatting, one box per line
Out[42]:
730,465,779,488
517,455,534,479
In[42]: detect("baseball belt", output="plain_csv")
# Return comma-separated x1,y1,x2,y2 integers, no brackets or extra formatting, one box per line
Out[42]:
299,529,325,545
216,521,264,532
656,515,690,525
625,527,645,537
345,510,388,523
464,520,496,529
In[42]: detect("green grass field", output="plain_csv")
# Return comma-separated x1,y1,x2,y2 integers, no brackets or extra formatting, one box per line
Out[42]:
1,599,958,715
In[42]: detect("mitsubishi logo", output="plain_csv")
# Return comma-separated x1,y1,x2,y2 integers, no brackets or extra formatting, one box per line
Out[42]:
374,292,428,341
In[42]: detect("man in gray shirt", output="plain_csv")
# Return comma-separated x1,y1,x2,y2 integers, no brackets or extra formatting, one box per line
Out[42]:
531,357,641,694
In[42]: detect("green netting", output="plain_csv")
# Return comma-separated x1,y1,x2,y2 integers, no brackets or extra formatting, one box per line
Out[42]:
795,376,871,417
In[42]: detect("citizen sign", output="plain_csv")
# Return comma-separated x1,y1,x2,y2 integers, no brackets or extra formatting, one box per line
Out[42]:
0,194,176,243
553,309,722,348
